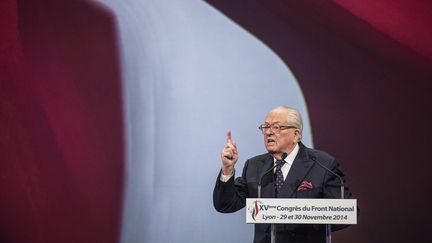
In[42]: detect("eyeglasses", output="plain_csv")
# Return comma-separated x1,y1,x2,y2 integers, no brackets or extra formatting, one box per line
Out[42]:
258,124,297,134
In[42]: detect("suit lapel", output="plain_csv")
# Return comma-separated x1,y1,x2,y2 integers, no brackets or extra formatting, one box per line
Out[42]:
279,144,314,198
258,154,276,198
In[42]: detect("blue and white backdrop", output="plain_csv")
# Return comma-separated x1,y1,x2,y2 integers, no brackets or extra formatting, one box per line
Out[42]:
101,1,312,242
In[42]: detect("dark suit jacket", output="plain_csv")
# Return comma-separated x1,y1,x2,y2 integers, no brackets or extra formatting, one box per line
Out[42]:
213,142,355,243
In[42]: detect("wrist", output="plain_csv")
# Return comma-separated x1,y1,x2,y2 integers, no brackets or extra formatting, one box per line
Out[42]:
221,166,234,176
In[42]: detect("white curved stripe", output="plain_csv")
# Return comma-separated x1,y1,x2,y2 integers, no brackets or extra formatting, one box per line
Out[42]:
99,0,313,242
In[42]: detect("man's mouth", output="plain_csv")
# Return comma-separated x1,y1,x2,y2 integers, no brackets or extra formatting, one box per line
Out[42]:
267,138,275,144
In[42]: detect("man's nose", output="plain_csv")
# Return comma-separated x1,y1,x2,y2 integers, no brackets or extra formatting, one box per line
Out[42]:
265,128,274,135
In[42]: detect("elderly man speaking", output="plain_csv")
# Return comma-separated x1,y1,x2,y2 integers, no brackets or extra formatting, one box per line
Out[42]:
213,106,356,243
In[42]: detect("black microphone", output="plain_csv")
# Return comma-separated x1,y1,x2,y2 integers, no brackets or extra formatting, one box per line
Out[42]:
308,152,345,199
308,151,347,241
257,153,288,198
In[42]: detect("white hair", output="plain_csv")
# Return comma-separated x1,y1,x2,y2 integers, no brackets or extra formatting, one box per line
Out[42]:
272,105,303,140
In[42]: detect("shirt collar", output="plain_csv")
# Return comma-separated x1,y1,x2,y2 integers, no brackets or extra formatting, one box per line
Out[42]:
273,143,300,166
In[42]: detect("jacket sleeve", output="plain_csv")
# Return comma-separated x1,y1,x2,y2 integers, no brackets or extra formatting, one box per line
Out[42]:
322,159,352,199
322,158,359,231
213,160,250,213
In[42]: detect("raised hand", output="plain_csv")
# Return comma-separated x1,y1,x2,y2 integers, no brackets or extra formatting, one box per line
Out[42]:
220,130,238,175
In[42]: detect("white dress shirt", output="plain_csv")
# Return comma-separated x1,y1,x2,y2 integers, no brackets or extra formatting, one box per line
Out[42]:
276,143,299,180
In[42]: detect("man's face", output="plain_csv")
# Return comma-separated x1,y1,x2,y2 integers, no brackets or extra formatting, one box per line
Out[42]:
263,110,300,155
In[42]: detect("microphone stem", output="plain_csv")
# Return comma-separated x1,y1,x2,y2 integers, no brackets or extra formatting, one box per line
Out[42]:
341,184,345,199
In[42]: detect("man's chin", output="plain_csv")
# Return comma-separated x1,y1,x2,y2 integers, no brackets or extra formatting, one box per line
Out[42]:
265,146,279,154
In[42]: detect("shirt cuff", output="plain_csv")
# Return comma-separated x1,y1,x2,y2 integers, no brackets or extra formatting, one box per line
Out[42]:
219,170,234,182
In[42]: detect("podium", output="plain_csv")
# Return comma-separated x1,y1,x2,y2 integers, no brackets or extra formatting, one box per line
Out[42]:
246,198,357,243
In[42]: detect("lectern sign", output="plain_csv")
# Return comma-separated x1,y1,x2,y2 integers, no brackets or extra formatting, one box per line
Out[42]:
246,198,357,224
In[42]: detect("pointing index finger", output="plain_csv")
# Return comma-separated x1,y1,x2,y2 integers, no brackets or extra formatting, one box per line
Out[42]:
226,130,238,151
